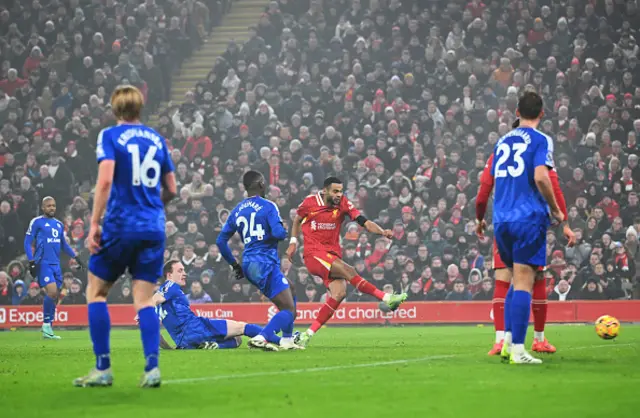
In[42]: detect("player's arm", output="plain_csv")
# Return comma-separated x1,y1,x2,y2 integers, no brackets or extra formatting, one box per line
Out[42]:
533,138,563,222
24,219,38,277
215,214,244,279
61,233,87,270
159,333,175,350
287,198,309,261
152,292,166,306
475,154,495,223
267,202,287,241
23,218,37,261
160,139,178,204
286,214,303,261
345,197,392,239
91,130,116,228
549,169,575,247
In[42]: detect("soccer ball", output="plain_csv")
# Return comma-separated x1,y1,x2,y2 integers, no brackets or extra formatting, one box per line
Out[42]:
595,315,620,340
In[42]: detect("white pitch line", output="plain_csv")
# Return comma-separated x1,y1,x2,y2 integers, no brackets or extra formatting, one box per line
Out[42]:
164,354,455,385
163,343,637,385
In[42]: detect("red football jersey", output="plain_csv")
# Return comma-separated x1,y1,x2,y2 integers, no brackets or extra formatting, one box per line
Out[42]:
297,192,361,258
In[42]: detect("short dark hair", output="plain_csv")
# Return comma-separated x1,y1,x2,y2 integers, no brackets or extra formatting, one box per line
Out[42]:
517,91,544,120
243,170,264,190
163,259,180,279
323,176,342,188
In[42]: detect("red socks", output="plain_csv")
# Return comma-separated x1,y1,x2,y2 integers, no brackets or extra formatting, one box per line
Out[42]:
309,297,341,333
349,275,386,300
532,279,548,333
492,280,510,332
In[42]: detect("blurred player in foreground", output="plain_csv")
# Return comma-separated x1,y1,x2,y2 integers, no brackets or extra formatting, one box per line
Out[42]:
476,118,575,356
24,196,86,339
288,177,408,347
152,260,263,350
217,171,302,351
74,85,177,388
486,92,564,364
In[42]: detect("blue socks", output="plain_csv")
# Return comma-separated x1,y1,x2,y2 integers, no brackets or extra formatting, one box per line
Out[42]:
244,323,263,337
88,302,111,371
282,297,297,338
260,310,294,344
216,338,241,349
511,290,532,345
43,295,56,324
89,303,159,372
137,306,160,372
504,286,514,333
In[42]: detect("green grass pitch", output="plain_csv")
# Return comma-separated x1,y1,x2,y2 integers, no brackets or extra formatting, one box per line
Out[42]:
1,325,639,418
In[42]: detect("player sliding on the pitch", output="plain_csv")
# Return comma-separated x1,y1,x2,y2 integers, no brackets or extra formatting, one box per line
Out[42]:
151,260,264,350
288,177,408,348
476,119,575,356
484,91,565,364
217,170,303,351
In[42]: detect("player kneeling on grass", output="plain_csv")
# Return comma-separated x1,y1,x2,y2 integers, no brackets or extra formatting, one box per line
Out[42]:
217,171,302,351
147,260,263,350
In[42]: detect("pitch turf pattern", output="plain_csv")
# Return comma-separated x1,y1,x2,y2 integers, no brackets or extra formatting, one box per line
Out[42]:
1,326,639,418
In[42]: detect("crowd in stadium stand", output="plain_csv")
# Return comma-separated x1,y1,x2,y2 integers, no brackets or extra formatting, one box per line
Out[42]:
1,0,640,307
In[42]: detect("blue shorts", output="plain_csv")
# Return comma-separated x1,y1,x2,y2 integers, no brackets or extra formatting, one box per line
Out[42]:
38,264,62,288
179,318,229,349
494,222,547,268
88,237,165,283
243,260,290,299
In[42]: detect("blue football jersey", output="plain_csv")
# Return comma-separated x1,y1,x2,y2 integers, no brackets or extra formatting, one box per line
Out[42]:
217,196,287,265
96,123,174,240
156,280,198,346
24,216,76,264
491,127,555,225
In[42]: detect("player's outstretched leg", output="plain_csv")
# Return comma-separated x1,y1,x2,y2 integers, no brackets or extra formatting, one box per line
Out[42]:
509,264,541,365
42,282,61,340
74,273,114,387
331,259,407,310
489,272,510,356
531,277,556,353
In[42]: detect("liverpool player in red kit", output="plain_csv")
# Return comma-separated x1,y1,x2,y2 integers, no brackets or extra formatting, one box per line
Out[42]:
287,177,408,347
476,140,575,357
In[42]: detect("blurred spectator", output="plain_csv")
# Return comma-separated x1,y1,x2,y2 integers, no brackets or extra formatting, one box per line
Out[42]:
0,271,12,305
61,279,87,305
187,280,213,304
21,282,44,305
446,279,473,301
548,279,577,301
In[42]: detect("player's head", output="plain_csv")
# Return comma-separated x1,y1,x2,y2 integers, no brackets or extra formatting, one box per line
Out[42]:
323,176,343,206
515,91,544,123
242,170,266,197
111,84,144,122
41,196,56,217
163,259,186,286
